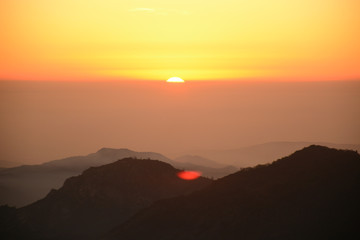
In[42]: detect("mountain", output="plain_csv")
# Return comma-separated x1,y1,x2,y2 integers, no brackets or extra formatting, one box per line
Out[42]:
0,148,233,207
14,158,211,240
43,148,174,168
0,160,24,168
105,145,360,240
0,148,174,207
0,205,27,239
175,162,238,179
189,141,360,167
173,155,238,179
174,155,228,168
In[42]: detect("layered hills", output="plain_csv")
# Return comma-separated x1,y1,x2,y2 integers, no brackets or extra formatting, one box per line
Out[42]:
1,145,359,240
0,148,234,207
105,145,360,240
13,158,211,240
0,148,172,207
189,141,360,167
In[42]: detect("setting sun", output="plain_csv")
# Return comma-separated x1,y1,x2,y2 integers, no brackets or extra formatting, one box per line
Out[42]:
166,77,185,83
1,0,359,82
0,1,360,238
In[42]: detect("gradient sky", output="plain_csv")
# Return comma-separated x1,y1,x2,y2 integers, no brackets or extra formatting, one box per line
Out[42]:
1,0,359,81
1,80,359,164
0,1,359,164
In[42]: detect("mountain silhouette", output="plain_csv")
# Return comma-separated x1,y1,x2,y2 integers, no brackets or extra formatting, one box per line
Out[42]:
0,160,24,168
174,162,238,179
105,145,360,240
189,141,360,167
0,148,231,207
13,158,211,240
0,148,175,207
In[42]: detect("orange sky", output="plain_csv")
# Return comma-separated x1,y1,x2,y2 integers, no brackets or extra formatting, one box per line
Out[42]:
1,80,359,163
1,0,359,81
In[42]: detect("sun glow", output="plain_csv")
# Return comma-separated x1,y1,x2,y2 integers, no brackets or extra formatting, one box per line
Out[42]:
177,171,201,180
0,0,359,81
166,77,185,83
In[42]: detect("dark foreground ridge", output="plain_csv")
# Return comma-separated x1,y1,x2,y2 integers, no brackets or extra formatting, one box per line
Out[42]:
0,158,211,240
104,145,360,240
0,148,235,207
0,148,173,207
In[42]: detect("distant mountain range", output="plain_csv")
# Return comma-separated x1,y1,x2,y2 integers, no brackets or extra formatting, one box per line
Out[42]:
12,159,211,240
0,148,172,207
0,160,24,168
188,141,360,167
174,155,229,168
105,145,360,240
173,155,238,179
1,145,359,240
0,148,235,207
1,142,359,207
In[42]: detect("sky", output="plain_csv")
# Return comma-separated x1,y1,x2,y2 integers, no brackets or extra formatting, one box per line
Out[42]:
1,80,359,164
1,0,359,81
0,1,359,164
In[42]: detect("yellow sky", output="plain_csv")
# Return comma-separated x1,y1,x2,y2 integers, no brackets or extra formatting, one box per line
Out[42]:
0,0,359,81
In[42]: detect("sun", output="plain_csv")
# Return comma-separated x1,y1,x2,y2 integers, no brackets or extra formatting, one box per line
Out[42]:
166,77,185,83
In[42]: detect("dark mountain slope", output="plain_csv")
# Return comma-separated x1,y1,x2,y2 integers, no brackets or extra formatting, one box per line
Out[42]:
0,160,24,168
0,148,174,207
173,155,238,179
0,148,229,207
17,158,211,240
190,141,360,167
106,145,360,240
174,162,238,179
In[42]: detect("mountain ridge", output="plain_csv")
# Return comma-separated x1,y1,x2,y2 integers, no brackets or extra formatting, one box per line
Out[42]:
105,145,360,240
188,141,360,167
0,148,234,207
17,158,212,240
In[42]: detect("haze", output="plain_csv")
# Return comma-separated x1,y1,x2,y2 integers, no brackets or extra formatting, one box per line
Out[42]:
1,80,359,164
